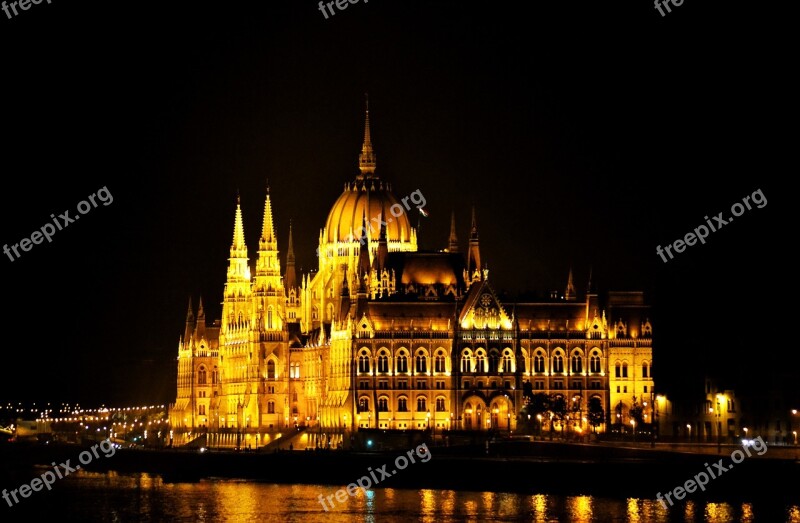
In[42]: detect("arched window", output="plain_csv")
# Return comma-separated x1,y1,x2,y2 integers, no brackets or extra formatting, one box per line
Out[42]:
198,366,207,384
417,397,427,412
416,353,427,373
212,368,218,384
198,405,205,416
461,351,472,373
398,397,408,412
615,362,621,378
571,355,582,374
534,353,545,373
488,351,499,373
622,362,628,378
397,354,408,373
553,354,564,373
267,401,275,414
502,352,512,373
436,397,446,411
476,352,486,373
590,353,601,374
359,397,369,412
434,351,446,373
267,360,276,380
378,351,389,373
642,362,649,378
267,307,273,329
359,352,371,373
378,397,389,412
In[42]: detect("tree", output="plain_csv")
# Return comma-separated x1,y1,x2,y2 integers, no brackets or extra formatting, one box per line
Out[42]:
587,396,604,433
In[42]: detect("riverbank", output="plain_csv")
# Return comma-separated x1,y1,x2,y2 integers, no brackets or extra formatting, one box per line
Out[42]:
3,440,798,503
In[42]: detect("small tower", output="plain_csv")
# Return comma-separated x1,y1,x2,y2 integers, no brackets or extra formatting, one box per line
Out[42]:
447,210,459,253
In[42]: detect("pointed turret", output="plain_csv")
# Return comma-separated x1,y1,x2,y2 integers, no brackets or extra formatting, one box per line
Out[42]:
255,184,282,291
358,94,377,178
195,296,206,338
565,268,576,301
373,217,388,272
466,206,482,282
226,194,250,285
285,220,297,291
447,210,459,252
183,297,195,342
358,212,372,278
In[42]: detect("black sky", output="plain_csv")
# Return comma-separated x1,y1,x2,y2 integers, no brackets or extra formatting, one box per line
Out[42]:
0,1,791,406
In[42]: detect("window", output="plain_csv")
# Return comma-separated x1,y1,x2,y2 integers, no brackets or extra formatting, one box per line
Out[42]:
615,362,621,378
642,363,649,378
417,397,427,412
398,380,408,390
476,353,486,373
398,397,408,412
571,355,582,374
644,386,648,393
590,354,601,374
359,398,369,412
488,352,498,373
490,381,496,389
198,405,205,416
534,354,545,373
417,380,427,389
535,381,544,390
292,392,298,402
616,386,620,393
415,354,427,373
290,362,300,379
434,352,446,373
212,368,218,384
198,391,206,398
436,381,445,390
623,386,627,393
436,397,446,411
267,360,276,380
477,381,484,389
198,367,207,385
553,355,564,373
590,381,601,390
378,397,389,412
359,353,371,373
267,307,273,329
502,353,512,373
397,354,408,373
553,381,564,390
622,363,628,378
463,380,470,389
268,401,275,414
378,380,388,389
360,380,369,389
504,380,511,389
378,352,389,373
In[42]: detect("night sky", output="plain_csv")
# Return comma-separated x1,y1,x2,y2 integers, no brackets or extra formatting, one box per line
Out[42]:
0,1,789,406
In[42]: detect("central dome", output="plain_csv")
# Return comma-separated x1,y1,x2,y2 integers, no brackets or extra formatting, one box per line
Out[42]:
324,178,414,244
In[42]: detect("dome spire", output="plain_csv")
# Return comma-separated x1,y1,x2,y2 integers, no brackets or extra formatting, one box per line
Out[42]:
358,93,377,178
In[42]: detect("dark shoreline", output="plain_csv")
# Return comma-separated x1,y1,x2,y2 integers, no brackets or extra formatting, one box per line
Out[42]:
3,441,798,503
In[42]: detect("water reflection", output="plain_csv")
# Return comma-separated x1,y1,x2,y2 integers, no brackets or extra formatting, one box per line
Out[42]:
3,471,799,522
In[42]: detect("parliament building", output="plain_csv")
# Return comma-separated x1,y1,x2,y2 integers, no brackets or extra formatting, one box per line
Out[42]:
169,107,654,449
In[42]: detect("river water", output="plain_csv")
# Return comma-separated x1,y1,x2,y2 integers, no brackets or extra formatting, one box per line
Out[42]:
2,471,799,522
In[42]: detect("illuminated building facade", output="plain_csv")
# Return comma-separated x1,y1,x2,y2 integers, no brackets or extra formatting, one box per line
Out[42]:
169,107,655,448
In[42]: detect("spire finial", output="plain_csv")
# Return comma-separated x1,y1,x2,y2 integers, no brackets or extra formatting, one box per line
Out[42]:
358,93,377,178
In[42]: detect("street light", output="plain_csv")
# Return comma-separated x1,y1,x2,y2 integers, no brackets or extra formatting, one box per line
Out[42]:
631,419,636,442
507,412,511,435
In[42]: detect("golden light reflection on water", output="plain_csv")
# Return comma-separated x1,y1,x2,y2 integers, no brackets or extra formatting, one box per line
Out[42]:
16,472,800,522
